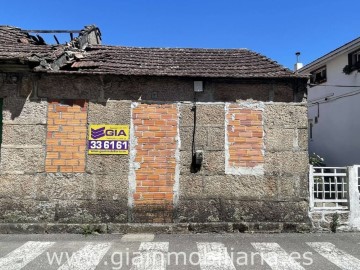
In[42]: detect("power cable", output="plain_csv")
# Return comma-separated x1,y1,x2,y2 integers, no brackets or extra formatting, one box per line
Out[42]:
308,88,360,107
309,84,360,87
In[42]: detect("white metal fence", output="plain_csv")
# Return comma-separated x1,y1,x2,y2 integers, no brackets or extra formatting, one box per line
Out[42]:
309,165,360,229
309,165,360,211
309,166,349,210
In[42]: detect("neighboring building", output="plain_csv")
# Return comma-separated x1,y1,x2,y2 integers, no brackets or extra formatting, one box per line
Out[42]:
299,37,360,166
0,25,310,233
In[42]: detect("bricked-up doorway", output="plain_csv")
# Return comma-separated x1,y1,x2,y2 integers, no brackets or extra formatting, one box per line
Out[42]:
131,103,178,223
45,100,88,173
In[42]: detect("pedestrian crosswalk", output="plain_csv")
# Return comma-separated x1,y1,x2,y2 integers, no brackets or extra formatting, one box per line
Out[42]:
197,242,236,270
57,242,111,270
252,242,306,270
0,241,55,270
130,242,169,270
307,242,360,270
0,239,359,269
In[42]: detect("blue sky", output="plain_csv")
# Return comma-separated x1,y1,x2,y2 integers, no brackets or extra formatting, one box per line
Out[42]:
1,0,359,70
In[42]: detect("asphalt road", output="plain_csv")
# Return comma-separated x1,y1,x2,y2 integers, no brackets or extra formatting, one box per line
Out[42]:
0,232,360,269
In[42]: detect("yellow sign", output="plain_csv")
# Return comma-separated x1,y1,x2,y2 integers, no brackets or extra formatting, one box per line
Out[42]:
88,124,129,155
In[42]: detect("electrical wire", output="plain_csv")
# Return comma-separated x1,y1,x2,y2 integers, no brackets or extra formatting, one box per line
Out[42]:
190,92,198,173
308,84,360,87
308,88,360,107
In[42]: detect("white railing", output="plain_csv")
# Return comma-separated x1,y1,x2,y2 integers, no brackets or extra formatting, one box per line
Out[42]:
309,165,360,228
309,166,348,210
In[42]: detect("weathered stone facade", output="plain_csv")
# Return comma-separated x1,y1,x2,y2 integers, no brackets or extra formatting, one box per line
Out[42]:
0,73,310,233
0,25,310,232
177,102,308,225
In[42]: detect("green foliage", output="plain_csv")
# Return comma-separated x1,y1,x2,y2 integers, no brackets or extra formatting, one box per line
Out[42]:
343,63,360,75
82,225,102,236
309,153,325,166
343,64,352,75
82,225,93,236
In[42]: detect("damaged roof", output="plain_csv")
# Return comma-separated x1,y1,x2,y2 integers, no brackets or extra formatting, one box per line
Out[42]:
0,25,307,79
0,26,59,61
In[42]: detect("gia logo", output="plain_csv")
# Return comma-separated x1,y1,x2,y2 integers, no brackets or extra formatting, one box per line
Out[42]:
91,127,105,139
88,124,129,155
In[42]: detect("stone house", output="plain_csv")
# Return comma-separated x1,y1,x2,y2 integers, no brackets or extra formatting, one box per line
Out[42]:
0,25,310,233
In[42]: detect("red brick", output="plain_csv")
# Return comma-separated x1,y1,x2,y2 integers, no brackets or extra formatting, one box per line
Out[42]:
67,107,81,112
74,113,87,120
45,165,58,172
53,159,66,166
47,139,59,145
137,174,148,180
132,104,178,210
51,145,67,152
141,181,154,187
73,166,85,173
53,119,67,125
61,112,75,119
60,152,73,159
136,187,148,192
73,126,87,132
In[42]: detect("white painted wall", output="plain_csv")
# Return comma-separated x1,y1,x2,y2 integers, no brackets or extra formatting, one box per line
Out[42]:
307,52,360,166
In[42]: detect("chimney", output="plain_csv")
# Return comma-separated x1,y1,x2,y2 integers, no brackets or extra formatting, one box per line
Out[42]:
294,52,303,71
76,25,102,49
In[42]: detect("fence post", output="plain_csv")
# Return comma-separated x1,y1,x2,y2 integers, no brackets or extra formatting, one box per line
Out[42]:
309,165,314,211
348,165,360,229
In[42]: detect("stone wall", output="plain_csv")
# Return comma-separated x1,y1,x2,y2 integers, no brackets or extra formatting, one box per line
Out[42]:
309,211,350,232
21,74,305,102
0,73,310,231
176,102,309,224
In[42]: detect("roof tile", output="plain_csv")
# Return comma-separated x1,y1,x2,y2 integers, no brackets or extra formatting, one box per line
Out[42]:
0,25,307,79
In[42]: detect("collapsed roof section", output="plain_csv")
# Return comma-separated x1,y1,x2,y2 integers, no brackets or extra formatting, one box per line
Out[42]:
0,25,101,72
0,24,307,79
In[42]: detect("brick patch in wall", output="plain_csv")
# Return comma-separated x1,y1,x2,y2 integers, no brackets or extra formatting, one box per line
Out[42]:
45,100,88,173
225,103,264,175
131,103,178,222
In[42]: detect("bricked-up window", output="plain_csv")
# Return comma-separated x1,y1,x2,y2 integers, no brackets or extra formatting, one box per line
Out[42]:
45,99,88,173
226,105,264,169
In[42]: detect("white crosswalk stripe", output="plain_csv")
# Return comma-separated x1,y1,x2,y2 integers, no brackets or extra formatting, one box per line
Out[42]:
2,239,360,269
251,242,305,270
57,242,111,270
0,241,55,270
307,242,360,270
130,242,169,270
197,242,236,270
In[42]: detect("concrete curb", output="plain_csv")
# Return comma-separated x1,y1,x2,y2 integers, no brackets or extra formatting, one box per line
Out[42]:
0,222,312,234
